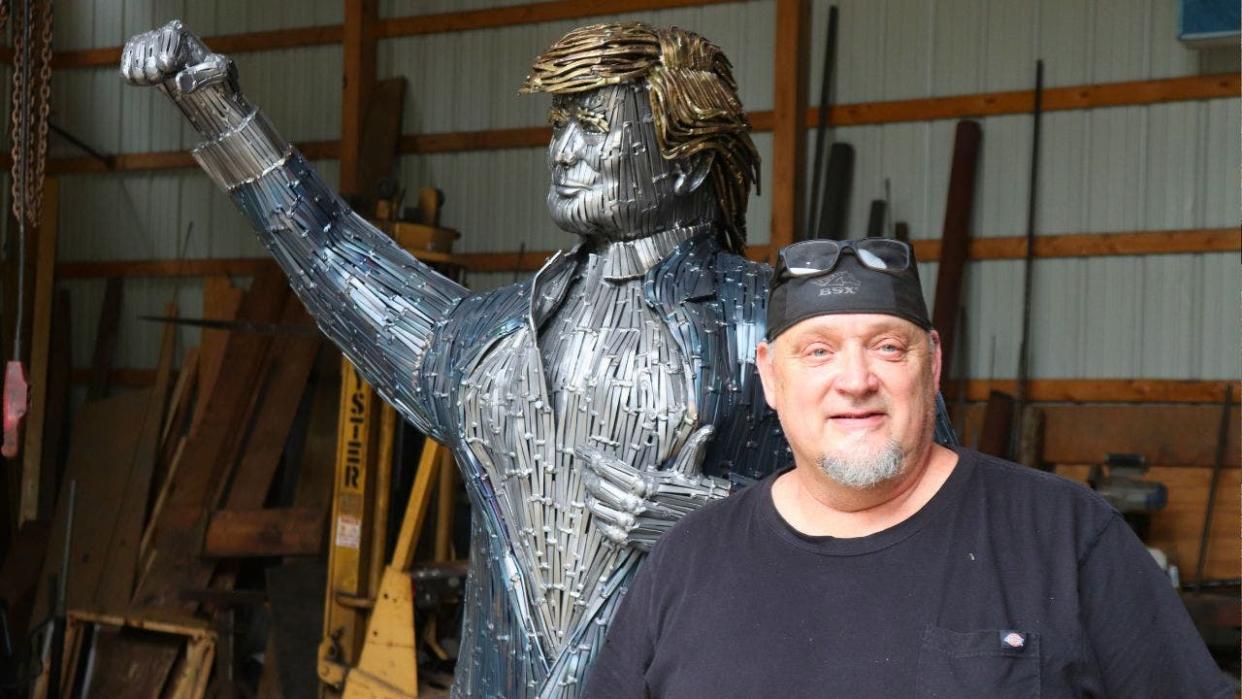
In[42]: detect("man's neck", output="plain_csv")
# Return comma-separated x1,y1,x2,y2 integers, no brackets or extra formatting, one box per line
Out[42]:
771,443,958,539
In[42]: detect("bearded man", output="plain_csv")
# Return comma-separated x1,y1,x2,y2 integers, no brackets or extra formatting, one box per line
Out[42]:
585,238,1229,698
121,21,954,697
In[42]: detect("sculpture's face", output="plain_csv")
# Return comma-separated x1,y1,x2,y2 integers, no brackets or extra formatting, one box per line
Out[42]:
546,83,713,240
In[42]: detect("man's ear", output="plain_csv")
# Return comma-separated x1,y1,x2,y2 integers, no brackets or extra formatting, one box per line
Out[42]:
672,150,715,196
928,330,943,390
756,340,779,411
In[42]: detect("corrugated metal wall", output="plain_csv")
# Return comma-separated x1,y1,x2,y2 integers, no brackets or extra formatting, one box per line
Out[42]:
48,0,341,372
42,0,1240,382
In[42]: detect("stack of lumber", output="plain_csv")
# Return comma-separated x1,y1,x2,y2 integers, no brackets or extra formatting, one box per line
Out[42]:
17,267,336,698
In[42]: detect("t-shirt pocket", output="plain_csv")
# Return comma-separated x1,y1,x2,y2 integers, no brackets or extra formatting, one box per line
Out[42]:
915,625,1041,698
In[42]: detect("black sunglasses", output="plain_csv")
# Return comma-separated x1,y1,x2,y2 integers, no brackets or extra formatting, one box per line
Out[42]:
775,238,913,281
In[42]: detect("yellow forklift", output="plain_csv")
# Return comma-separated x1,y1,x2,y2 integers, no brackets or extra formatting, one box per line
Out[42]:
317,190,465,698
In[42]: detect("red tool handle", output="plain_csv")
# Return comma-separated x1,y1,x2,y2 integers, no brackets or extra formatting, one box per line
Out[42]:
3,360,28,458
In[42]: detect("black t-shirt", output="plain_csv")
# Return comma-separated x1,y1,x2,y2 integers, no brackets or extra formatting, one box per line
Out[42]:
583,448,1231,698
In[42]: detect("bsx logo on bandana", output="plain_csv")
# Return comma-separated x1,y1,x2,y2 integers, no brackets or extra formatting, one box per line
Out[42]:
813,271,861,296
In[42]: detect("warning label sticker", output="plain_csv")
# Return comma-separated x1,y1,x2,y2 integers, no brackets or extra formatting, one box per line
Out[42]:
335,514,362,549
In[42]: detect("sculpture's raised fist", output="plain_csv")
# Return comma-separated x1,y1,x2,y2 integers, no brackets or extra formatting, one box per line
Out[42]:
120,20,230,95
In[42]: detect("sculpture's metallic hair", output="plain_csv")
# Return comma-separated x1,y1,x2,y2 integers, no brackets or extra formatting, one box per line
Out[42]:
522,22,760,254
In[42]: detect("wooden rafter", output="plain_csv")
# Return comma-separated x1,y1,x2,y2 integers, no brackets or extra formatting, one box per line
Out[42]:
53,228,1241,279
34,73,1239,175
68,369,1242,406
340,0,379,196
375,0,742,37
46,1,744,70
51,24,344,69
770,0,810,253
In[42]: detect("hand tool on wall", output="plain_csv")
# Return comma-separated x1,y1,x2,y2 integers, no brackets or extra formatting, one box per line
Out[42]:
816,143,854,240
1011,60,1043,465
806,5,839,241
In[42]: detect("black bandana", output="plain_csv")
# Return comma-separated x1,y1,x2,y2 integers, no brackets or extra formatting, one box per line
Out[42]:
767,245,932,341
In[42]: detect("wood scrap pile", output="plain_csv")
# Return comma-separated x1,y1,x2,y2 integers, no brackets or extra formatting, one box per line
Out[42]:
5,266,339,698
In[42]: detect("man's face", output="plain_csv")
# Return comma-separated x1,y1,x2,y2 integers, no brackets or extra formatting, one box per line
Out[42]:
545,83,704,240
756,314,941,489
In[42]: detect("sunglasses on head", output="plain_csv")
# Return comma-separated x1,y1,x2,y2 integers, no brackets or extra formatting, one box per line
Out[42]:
775,238,913,281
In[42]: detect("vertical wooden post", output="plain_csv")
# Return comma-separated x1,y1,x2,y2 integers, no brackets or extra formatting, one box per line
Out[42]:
340,0,378,197
771,0,810,256
319,3,382,693
19,178,58,525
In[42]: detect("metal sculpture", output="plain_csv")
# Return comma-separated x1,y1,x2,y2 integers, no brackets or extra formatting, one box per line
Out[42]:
121,21,951,697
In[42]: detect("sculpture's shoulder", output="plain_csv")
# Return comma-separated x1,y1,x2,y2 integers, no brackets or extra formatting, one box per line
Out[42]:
711,250,772,325
437,280,531,357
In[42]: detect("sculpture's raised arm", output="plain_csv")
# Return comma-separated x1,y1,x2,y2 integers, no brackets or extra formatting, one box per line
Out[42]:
121,21,468,440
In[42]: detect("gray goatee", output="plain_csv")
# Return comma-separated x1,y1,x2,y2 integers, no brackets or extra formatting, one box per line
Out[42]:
817,439,905,489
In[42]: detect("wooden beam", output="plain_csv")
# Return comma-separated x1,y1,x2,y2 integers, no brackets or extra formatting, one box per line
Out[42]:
458,227,1239,271
340,0,379,197
51,24,344,69
942,379,1241,405
84,368,1239,406
1042,405,1240,468
910,227,1240,261
52,227,1240,280
57,258,276,279
770,0,810,253
49,2,745,70
398,74,1238,155
375,0,741,37
203,507,326,558
805,73,1242,127
19,179,58,524
40,74,1237,175
398,126,551,155
36,140,339,175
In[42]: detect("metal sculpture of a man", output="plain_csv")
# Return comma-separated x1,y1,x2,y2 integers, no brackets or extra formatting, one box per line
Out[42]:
121,21,951,697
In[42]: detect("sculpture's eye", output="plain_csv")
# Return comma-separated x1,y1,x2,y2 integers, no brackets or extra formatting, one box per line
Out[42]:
548,107,569,129
577,110,609,135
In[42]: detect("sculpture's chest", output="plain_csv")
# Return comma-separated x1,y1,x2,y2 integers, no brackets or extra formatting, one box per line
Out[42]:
536,276,694,467
455,271,696,646
459,275,695,468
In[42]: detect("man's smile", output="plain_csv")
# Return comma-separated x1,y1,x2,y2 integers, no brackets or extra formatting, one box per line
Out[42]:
828,410,887,430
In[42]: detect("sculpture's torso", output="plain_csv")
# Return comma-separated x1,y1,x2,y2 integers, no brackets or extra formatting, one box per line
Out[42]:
460,251,694,657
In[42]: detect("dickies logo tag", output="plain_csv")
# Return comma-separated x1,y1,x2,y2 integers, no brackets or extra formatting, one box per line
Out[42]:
1000,631,1026,650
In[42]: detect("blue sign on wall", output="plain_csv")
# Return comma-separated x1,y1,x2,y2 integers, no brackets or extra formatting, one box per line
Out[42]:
1179,0,1240,44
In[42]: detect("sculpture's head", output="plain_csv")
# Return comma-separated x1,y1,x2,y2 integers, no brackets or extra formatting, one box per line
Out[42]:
522,23,759,253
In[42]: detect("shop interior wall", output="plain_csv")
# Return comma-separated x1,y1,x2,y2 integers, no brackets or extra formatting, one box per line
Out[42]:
28,1,1242,577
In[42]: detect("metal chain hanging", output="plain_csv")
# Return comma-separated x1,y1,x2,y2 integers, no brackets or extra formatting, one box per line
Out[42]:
2,0,50,461
10,0,53,229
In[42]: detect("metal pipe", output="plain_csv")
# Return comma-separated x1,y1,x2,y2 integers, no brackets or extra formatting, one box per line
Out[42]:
1194,384,1233,590
806,5,838,239
1012,59,1043,463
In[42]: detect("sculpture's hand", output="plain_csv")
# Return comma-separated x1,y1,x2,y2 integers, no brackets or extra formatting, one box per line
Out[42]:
578,426,731,552
121,21,252,141
120,20,231,96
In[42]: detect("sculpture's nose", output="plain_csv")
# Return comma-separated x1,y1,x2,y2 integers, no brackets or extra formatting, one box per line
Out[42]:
550,120,585,167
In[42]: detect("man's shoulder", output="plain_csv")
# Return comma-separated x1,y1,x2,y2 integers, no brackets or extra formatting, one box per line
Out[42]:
965,449,1106,503
958,448,1119,548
